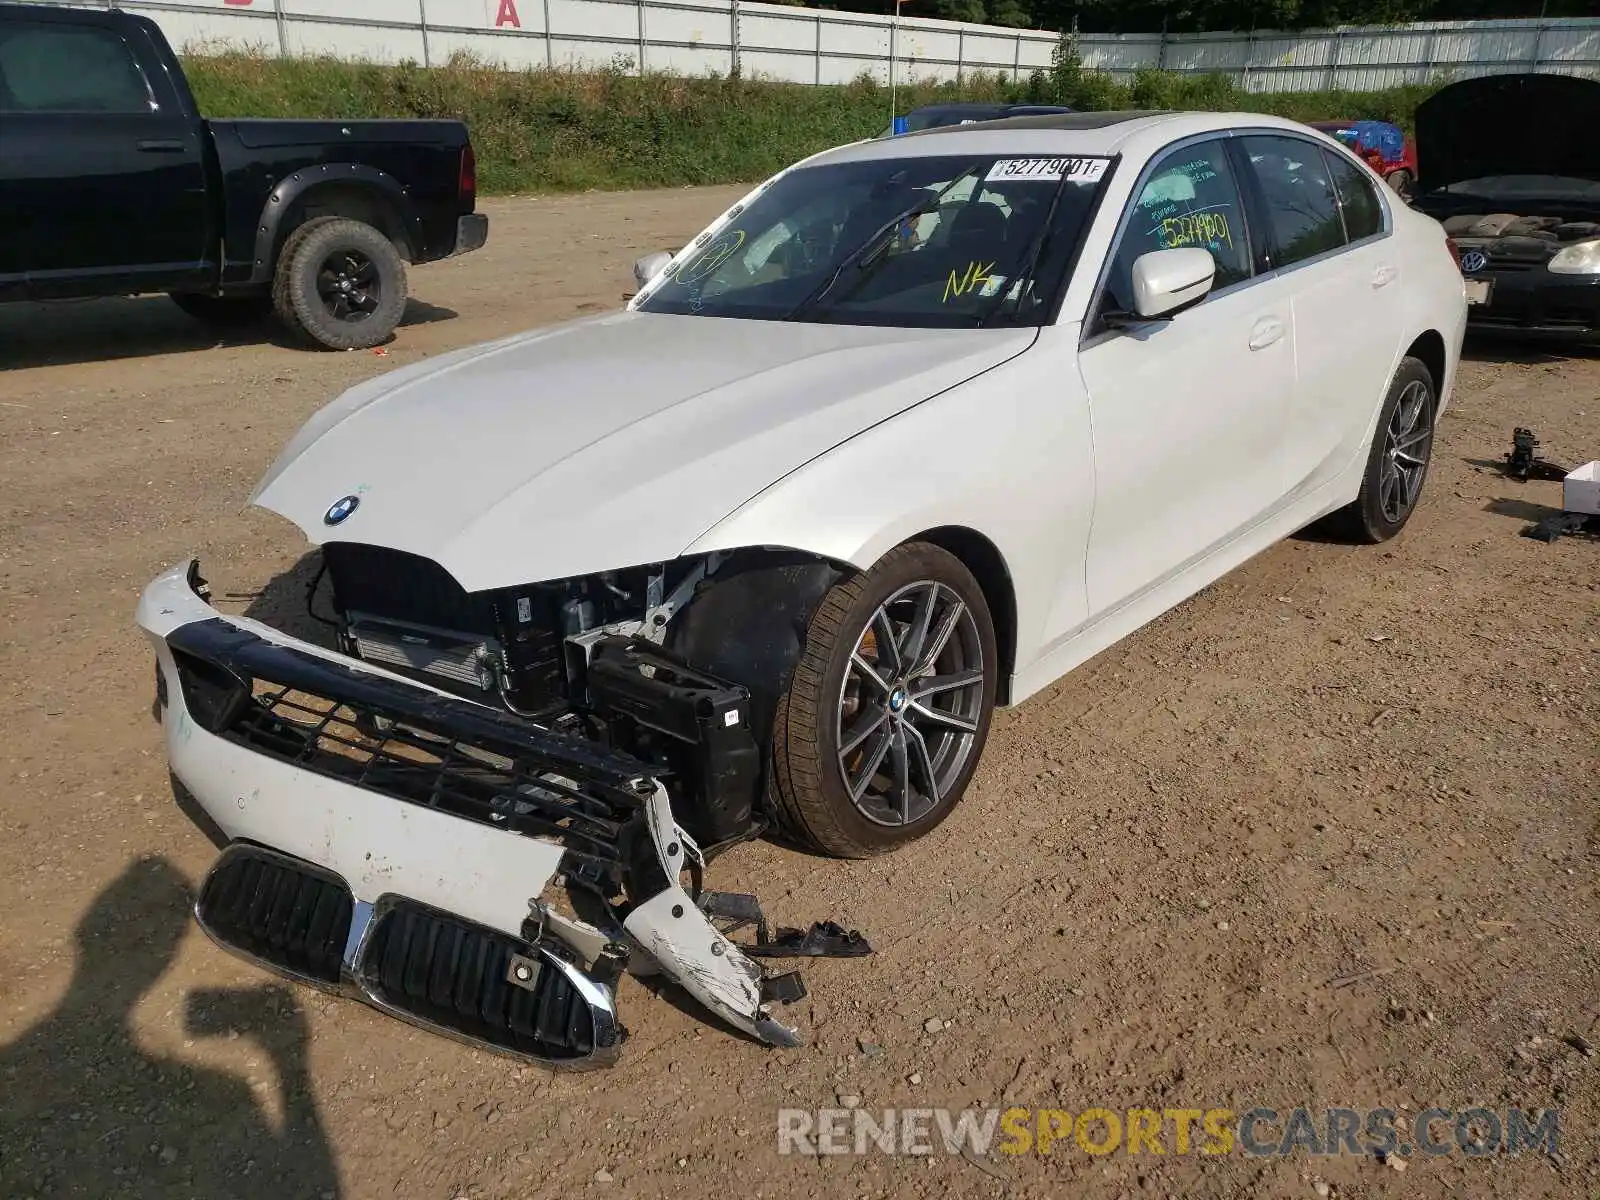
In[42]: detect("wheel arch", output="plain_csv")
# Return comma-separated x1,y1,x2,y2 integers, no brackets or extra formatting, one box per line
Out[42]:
251,168,421,285
1347,326,1452,478
665,547,853,756
665,520,1020,732
1404,328,1448,401
906,526,1019,707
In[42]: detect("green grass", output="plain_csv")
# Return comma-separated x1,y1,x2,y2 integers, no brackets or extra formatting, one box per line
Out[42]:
182,51,1439,196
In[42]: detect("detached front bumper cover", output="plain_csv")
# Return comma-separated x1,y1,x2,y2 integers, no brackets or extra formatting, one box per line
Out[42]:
137,559,810,1067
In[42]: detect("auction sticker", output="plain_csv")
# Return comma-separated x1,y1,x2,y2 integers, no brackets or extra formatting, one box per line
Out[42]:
986,156,1109,184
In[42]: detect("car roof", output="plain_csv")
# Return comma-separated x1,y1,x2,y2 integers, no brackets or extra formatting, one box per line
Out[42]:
909,102,1074,115
814,109,1334,169
952,110,1171,131
0,1,117,22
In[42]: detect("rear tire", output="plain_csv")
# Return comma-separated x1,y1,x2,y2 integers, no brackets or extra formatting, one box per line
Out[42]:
1326,355,1437,544
767,542,998,859
168,292,271,328
272,216,408,351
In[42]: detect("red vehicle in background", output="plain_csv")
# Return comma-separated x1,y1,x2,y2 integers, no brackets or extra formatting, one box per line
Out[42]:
1309,119,1418,202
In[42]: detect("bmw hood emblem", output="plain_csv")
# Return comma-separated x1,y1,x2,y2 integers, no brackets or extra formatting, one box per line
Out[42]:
324,494,361,526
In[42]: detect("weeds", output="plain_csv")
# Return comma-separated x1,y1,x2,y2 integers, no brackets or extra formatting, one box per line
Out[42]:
183,49,1439,196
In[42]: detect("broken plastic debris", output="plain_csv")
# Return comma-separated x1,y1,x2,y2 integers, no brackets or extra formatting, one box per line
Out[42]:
743,920,873,959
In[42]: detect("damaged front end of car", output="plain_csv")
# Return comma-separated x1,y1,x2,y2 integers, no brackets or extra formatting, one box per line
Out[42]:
137,554,862,1069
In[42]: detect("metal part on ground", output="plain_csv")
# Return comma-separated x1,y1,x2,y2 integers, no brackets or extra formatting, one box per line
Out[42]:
1523,512,1598,543
744,920,875,959
699,891,875,959
1504,427,1569,482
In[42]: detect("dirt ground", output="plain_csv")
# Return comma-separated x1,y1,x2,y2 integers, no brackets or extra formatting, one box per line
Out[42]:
0,188,1596,1200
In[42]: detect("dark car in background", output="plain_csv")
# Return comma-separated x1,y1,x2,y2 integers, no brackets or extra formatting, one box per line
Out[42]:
881,101,1075,138
0,2,488,350
1411,72,1600,343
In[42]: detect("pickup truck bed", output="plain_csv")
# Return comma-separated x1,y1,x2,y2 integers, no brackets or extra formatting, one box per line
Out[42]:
0,2,488,350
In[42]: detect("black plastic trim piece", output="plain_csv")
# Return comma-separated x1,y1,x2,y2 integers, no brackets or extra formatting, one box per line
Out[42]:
586,635,761,847
168,616,654,788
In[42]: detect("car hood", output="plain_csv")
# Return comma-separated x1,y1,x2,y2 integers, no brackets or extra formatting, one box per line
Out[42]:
252,311,1034,590
1415,73,1600,195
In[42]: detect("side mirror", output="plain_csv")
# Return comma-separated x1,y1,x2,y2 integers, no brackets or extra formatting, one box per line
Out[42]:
1130,247,1217,319
633,251,673,289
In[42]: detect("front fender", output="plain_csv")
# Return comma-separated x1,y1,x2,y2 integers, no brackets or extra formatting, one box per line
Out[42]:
683,328,1096,686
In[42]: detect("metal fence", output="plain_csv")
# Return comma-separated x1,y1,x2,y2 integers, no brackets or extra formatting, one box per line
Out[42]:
41,0,1600,93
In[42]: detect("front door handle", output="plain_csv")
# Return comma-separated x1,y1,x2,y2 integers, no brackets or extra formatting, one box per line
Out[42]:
136,138,186,152
1249,316,1285,350
1372,264,1398,288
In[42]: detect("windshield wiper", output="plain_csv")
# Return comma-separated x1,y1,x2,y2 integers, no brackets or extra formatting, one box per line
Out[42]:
975,176,1070,328
784,160,987,322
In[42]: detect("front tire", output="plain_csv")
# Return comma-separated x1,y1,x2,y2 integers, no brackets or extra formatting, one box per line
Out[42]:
272,216,408,351
1328,355,1437,544
768,542,998,858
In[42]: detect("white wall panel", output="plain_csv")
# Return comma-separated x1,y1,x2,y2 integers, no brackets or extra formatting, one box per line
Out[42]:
27,3,1599,93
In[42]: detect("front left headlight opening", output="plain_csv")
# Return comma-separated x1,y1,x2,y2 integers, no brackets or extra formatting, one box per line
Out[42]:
1548,238,1600,275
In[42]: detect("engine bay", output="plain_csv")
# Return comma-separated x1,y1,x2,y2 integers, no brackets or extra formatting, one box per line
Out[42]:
1441,212,1600,264
311,543,803,854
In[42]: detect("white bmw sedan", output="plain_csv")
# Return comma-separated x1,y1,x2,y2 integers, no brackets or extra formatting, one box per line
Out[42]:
136,110,1467,1062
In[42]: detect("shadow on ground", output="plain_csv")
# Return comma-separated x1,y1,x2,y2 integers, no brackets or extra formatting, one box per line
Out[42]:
0,857,342,1198
1462,335,1600,365
0,295,456,370
1483,496,1569,524
235,551,340,646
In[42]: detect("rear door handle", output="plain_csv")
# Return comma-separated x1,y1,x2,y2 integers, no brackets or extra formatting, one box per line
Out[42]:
1372,264,1398,288
136,138,186,152
1248,316,1285,350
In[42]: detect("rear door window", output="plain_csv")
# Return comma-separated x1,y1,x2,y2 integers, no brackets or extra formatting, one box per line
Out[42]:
0,23,152,114
1104,138,1251,314
1239,135,1347,269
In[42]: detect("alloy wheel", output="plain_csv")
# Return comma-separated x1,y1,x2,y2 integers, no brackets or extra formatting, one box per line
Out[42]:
316,250,382,323
1379,378,1433,524
836,581,986,827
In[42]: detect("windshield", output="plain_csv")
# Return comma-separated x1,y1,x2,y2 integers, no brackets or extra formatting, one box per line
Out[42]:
634,153,1112,327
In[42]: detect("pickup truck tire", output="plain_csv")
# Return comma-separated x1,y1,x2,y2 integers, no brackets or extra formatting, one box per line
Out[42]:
168,293,272,328
273,216,408,351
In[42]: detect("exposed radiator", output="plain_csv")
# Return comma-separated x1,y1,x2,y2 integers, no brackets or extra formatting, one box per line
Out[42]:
322,544,570,715
348,613,499,695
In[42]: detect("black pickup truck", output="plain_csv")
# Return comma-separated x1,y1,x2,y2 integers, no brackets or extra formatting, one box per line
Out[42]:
0,3,487,350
